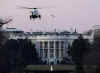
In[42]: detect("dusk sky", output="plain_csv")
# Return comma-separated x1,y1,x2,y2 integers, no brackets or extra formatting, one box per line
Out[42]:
0,0,100,33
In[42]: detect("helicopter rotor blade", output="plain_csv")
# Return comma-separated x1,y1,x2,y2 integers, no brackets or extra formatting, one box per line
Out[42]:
18,6,42,9
18,6,56,9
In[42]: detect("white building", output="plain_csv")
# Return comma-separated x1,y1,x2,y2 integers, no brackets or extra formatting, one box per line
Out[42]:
4,28,86,64
31,34,71,64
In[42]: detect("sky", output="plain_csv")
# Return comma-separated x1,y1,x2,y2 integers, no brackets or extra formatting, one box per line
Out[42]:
0,0,100,33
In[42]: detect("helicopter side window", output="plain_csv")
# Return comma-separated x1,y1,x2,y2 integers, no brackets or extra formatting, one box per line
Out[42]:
33,9,38,16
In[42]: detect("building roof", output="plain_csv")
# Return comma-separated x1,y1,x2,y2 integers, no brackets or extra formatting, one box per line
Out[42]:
3,28,80,36
4,28,24,33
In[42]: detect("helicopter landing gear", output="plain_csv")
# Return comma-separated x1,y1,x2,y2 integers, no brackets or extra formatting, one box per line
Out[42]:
30,15,32,20
30,15,41,20
38,15,41,20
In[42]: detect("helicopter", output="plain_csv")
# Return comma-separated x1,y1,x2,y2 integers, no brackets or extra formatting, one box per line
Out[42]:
19,6,42,20
19,6,56,20
30,8,41,20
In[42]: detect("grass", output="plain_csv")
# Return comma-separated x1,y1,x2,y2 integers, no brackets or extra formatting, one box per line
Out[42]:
24,65,75,71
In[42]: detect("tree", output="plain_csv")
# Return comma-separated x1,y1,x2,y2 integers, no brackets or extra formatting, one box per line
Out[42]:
7,39,19,73
24,39,42,65
0,18,12,73
18,38,42,65
0,18,12,27
7,38,42,73
82,30,100,73
71,34,90,73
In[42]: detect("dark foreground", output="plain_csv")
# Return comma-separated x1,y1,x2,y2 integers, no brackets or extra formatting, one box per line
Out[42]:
25,71,72,73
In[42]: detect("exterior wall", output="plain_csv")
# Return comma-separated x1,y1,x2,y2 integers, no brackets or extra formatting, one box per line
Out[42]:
33,35,69,64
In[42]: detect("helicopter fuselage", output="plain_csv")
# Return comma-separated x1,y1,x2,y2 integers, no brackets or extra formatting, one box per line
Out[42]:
30,14,41,20
30,9,41,20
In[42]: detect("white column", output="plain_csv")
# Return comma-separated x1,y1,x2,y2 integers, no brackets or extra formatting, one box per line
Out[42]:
54,40,56,58
36,41,40,57
39,41,41,57
43,41,45,58
48,41,50,59
59,40,61,58
65,40,69,57
63,41,66,57
54,40,56,64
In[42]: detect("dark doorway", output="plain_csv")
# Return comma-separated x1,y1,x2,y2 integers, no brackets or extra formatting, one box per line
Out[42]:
50,62,54,65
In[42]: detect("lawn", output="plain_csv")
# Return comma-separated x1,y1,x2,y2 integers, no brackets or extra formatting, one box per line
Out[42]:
24,65,75,71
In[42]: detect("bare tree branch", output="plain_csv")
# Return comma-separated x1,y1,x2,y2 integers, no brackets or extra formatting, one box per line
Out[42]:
0,19,12,27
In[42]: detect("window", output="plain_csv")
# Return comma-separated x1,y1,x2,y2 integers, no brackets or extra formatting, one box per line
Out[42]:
40,41,43,48
56,49,59,58
44,49,48,58
50,49,54,58
61,41,64,48
50,49,54,53
50,41,54,48
44,41,48,48
61,49,63,57
40,49,43,57
55,41,59,48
